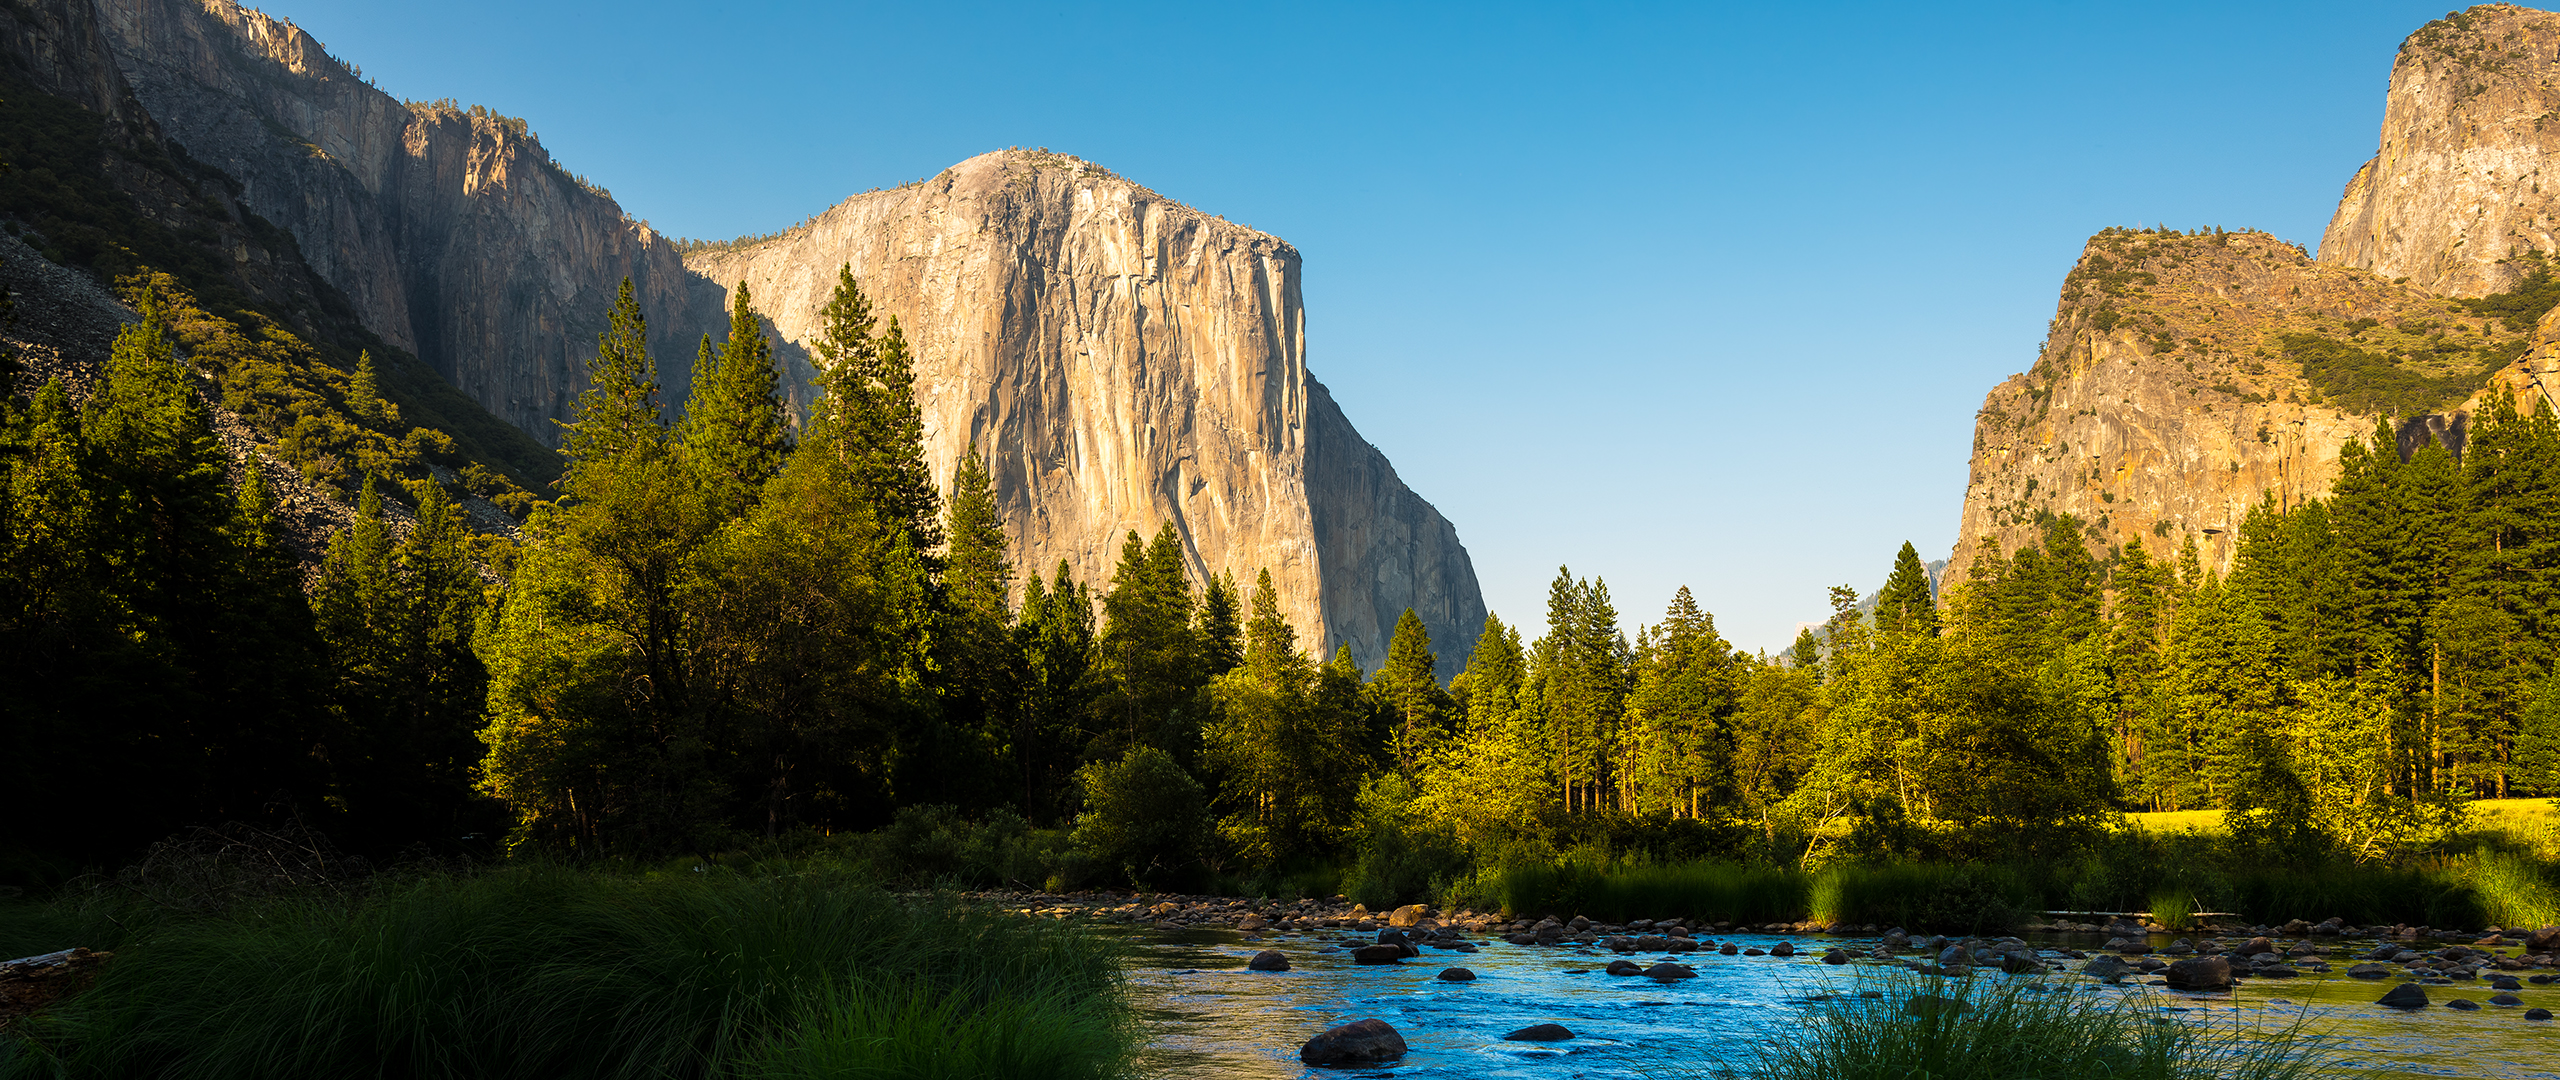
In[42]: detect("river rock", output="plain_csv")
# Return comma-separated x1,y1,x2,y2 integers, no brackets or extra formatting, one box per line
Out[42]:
2000,950,2042,974
2378,983,2430,1010
2529,926,2560,952
2529,1008,2554,1020
1824,949,1852,966
1645,963,1697,981
1770,942,1795,957
1938,944,1969,966
1437,967,1475,982
1389,905,1428,929
1503,1023,1574,1042
1299,1018,1407,1066
2447,997,2483,1011
1247,950,1290,971
2363,944,2401,961
1719,943,1738,955
2492,992,2523,1005
1350,944,1407,965
2349,963,2392,979
2239,937,2276,957
1236,915,1269,931
2083,955,2130,980
1606,959,1643,976
2492,976,2523,990
2165,956,2232,991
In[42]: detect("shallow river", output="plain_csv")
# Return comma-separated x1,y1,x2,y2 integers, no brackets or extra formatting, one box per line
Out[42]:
1119,928,2560,1078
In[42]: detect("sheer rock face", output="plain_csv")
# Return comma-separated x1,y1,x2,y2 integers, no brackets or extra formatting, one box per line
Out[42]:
2320,5,2560,297
1954,6,2560,588
1948,230,2519,585
87,3,1484,668
684,152,1485,674
94,0,713,443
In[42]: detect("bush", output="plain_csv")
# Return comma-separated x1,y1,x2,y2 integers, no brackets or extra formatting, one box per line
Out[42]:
833,806,1078,890
1339,774,1465,909
1071,747,1208,889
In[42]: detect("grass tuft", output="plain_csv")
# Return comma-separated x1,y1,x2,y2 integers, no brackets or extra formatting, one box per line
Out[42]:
1719,972,2337,1080
0,864,1131,1080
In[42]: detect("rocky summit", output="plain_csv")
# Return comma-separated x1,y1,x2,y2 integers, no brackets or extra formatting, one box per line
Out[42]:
1953,4,2560,580
76,0,1484,668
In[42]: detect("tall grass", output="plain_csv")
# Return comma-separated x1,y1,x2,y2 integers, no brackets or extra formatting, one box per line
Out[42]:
2463,849,2560,928
0,865,1132,1080
1719,973,2336,1080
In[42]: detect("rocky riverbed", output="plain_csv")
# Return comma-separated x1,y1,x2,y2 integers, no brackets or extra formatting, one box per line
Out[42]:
966,891,2560,1078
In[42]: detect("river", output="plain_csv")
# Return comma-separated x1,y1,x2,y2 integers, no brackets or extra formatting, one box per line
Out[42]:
1120,926,2560,1078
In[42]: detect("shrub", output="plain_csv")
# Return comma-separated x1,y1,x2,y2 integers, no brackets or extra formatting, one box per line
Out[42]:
1071,747,1208,889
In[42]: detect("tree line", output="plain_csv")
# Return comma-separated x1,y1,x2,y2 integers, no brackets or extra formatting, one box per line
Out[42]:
19,264,2560,889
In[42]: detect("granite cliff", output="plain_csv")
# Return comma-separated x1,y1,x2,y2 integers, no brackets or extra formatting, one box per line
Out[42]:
1953,5,2560,583
2321,5,2560,297
683,152,1484,674
95,0,713,442
80,0,1484,671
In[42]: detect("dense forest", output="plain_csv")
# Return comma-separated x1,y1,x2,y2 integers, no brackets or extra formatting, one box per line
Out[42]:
11,255,2560,902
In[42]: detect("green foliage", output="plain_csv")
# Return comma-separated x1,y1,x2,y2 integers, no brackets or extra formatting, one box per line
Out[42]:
1719,972,2338,1080
0,866,1132,1080
1072,746,1209,888
680,282,788,519
1874,541,1937,635
2274,330,2507,417
2458,253,2560,332
0,297,334,876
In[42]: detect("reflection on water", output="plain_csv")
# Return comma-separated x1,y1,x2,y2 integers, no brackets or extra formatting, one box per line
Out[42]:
1118,927,2560,1078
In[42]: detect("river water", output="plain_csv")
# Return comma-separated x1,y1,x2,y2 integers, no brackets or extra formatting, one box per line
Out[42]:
1120,927,2560,1078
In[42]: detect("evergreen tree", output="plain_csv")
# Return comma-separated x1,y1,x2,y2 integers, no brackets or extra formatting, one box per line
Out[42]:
348,349,382,422
1875,541,1938,635
1199,569,1243,677
680,283,788,520
1094,523,1206,762
1376,607,1451,775
1017,561,1098,822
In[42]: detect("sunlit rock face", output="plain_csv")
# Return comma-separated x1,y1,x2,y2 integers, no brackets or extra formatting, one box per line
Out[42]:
2320,5,2560,298
97,0,713,443
92,0,1484,669
684,151,1484,675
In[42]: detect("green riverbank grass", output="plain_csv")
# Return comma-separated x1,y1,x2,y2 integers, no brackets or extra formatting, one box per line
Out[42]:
0,865,1133,1080
1721,974,2336,1080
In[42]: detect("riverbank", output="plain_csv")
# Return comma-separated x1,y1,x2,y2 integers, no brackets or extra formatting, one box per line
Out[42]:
0,865,1136,1080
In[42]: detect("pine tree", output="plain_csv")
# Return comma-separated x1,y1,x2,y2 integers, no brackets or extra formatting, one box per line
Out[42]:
680,282,788,520
348,349,382,422
1199,570,1243,677
1376,607,1450,775
1017,560,1098,821
560,277,665,482
1875,541,1938,635
1095,523,1206,761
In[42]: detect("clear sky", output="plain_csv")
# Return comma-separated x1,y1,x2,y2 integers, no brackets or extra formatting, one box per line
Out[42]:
269,0,2462,654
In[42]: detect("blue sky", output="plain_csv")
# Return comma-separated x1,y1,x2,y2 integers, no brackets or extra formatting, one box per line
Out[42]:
275,0,2460,653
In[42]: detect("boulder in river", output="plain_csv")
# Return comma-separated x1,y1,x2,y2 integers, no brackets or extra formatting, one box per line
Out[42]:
1247,950,1290,971
1388,904,1428,928
2527,925,2560,953
1503,1023,1574,1042
1645,962,1697,980
1606,960,1643,976
1300,1018,1407,1065
1437,967,1475,982
2239,936,2276,957
1771,942,1795,957
2377,983,2430,1010
2491,993,2523,1006
1350,944,1408,965
2447,997,2482,1011
1823,949,1852,966
2348,963,2392,979
2164,957,2232,991
2528,1007,2553,1020
2082,955,2129,980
